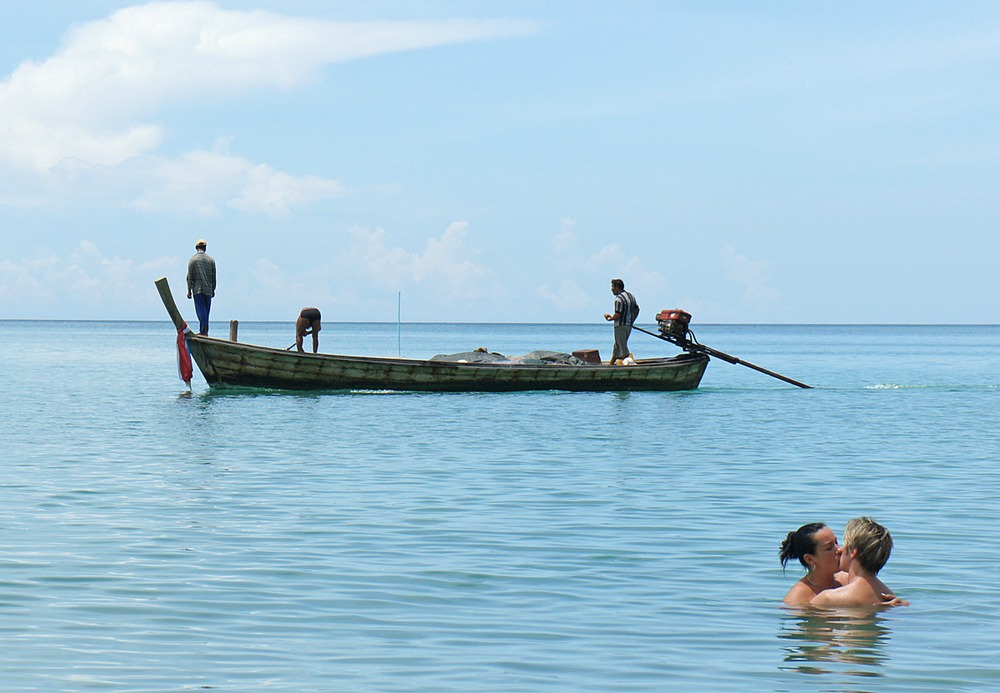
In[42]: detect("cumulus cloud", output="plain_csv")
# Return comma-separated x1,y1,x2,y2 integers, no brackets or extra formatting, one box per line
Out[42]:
552,218,578,253
722,243,781,307
348,222,494,296
536,279,590,313
0,1,535,212
132,141,346,216
0,222,667,321
0,240,177,316
534,227,674,318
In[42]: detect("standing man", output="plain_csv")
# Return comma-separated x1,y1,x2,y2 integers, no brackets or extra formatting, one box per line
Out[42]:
603,278,639,365
186,239,216,335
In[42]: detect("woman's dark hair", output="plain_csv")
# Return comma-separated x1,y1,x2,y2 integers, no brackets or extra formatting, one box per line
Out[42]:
779,522,827,571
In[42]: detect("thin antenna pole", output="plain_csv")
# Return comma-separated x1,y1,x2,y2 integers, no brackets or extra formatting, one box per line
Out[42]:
397,291,402,356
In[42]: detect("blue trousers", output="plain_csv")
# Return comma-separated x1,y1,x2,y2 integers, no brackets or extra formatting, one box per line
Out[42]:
193,294,212,335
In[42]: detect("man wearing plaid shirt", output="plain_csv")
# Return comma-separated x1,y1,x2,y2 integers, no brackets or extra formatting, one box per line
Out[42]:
186,239,217,335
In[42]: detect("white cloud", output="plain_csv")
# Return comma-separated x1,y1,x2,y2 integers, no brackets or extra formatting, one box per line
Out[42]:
0,222,674,322
230,166,345,216
553,218,577,253
0,241,154,314
532,230,675,318
536,279,590,313
0,1,535,211
132,142,346,216
347,227,416,289
414,222,490,286
0,258,47,300
349,222,494,295
722,243,781,308
591,243,626,266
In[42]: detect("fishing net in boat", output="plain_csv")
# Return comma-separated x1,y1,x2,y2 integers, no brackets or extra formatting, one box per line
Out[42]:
430,349,589,365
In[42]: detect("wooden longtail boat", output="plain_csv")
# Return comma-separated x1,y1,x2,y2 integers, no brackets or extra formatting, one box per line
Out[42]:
155,277,708,392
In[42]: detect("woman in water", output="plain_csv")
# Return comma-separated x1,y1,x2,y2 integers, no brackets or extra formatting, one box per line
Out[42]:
779,522,845,605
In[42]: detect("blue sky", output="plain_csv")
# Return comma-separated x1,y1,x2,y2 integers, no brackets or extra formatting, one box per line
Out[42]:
1,1,998,323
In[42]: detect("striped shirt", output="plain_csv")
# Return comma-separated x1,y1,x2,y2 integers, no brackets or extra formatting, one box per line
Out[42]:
187,252,217,297
614,290,638,326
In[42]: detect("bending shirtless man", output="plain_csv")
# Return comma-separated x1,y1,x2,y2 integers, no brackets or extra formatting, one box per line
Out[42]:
295,307,322,353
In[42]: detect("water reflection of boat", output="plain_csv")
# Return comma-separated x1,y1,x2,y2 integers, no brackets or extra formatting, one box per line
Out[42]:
778,607,892,678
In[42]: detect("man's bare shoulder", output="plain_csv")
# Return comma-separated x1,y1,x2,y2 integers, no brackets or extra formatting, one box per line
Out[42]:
810,580,876,607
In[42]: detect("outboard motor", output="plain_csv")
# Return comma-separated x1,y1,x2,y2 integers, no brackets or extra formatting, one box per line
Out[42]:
638,308,810,388
656,309,692,344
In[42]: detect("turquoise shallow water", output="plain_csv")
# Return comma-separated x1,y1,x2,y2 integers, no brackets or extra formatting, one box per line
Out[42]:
2,319,999,691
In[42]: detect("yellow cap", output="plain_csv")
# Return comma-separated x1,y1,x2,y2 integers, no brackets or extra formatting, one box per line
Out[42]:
195,239,207,248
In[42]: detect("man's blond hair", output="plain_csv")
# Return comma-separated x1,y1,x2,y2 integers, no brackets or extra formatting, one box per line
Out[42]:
843,517,893,574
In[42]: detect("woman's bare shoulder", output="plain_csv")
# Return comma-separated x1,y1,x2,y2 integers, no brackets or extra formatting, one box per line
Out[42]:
782,580,814,606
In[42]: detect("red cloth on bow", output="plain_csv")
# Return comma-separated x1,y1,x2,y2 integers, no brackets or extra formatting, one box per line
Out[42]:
177,323,193,385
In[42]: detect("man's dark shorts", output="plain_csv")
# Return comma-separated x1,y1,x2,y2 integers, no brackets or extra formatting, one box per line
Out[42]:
300,307,321,330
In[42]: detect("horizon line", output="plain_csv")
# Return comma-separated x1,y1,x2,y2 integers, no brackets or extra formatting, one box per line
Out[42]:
1,319,998,327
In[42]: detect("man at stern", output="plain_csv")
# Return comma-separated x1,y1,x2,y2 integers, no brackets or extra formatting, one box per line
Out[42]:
603,278,639,365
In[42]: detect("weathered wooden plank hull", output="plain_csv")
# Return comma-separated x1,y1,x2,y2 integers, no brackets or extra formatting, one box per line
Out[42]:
186,336,709,392
155,276,708,392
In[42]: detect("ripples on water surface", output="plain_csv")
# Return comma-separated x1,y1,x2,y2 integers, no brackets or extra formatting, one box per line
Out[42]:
2,320,999,691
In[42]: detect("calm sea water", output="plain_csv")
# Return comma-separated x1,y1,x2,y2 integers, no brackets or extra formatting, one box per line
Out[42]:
2,319,999,692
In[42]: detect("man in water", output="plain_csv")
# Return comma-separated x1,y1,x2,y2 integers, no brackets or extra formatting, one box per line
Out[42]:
186,239,217,335
810,517,908,607
295,307,322,353
603,278,639,365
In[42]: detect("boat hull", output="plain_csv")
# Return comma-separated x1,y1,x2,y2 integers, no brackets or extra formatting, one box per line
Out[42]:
187,335,709,392
155,276,708,392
